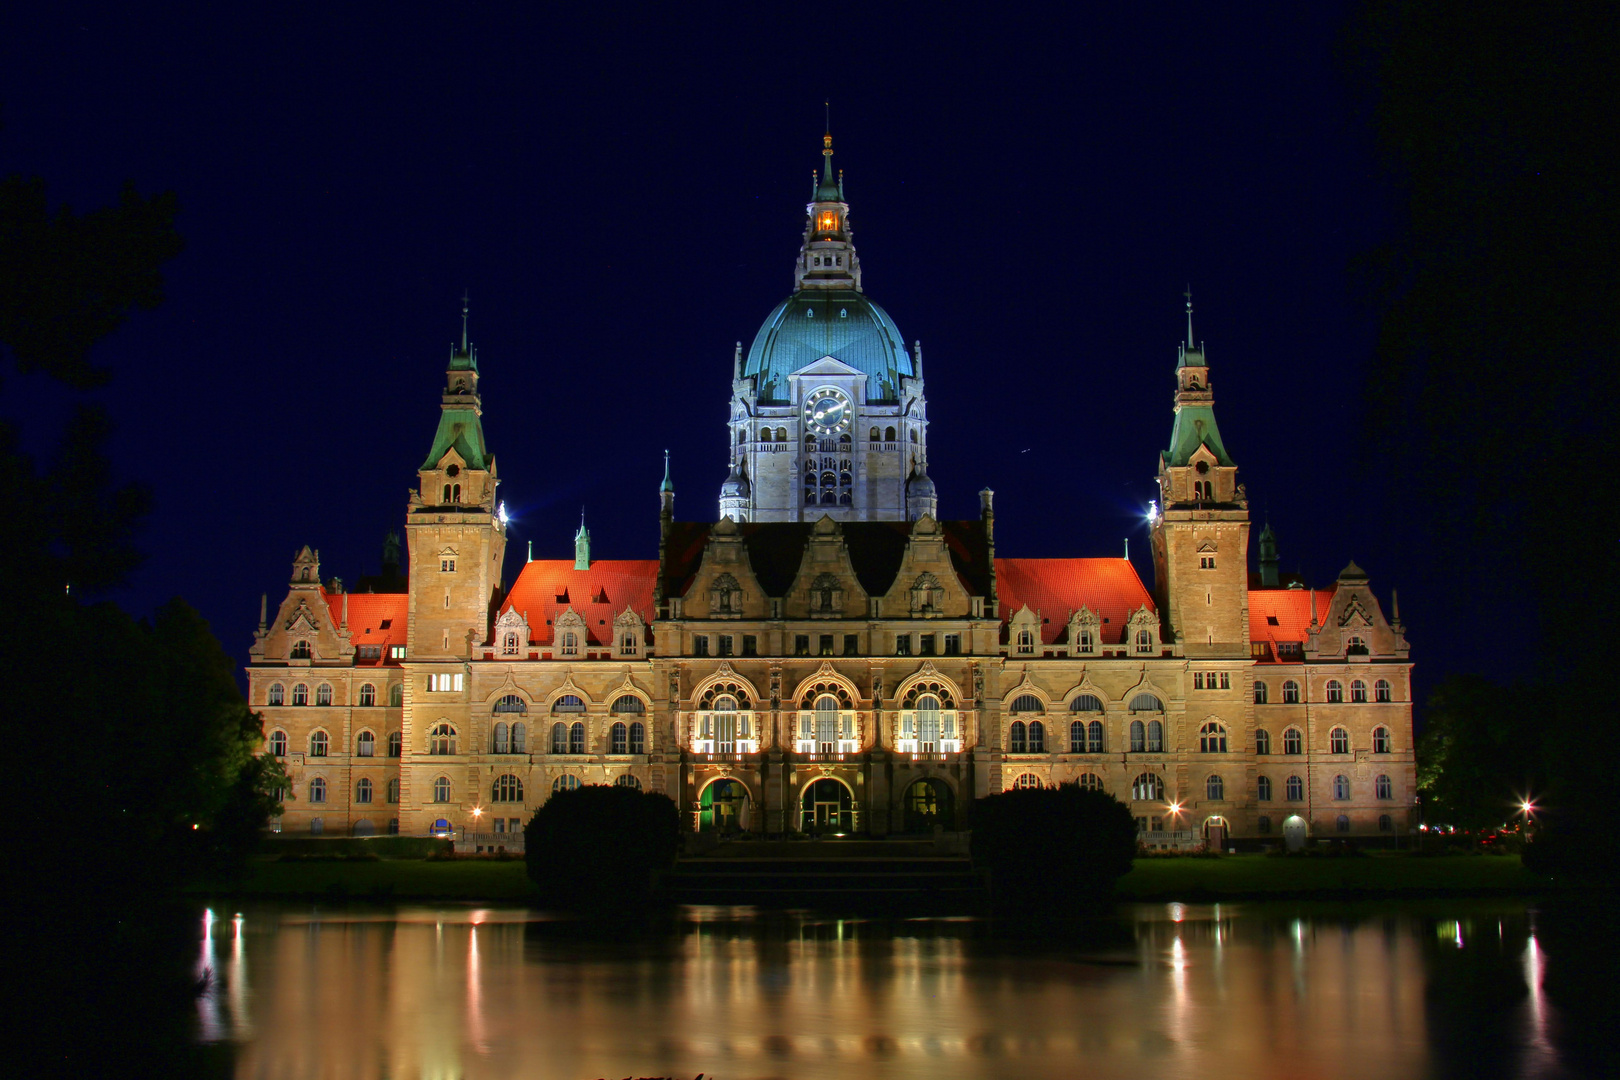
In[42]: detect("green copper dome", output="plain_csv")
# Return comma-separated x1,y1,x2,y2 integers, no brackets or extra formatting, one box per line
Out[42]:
744,289,912,403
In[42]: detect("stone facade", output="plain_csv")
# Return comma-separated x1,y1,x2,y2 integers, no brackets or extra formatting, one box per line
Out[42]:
246,139,1416,848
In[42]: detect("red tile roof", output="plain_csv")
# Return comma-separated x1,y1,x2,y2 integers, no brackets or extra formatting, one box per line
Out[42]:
321,591,408,665
994,558,1155,644
1248,587,1337,655
500,560,659,647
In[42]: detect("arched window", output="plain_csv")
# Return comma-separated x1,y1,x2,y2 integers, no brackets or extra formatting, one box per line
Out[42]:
611,721,628,754
868,427,880,441
1009,720,1027,753
914,693,943,752
358,683,376,707
268,730,287,757
308,777,326,803
1134,630,1153,654
910,430,918,443
1027,721,1046,753
1375,679,1393,703
1258,815,1272,834
1013,773,1042,790
267,683,285,706
1255,729,1271,755
560,631,579,656
1371,726,1391,754
1346,636,1368,656
1199,722,1227,753
387,731,402,757
1130,719,1146,753
629,721,646,754
502,632,522,656
291,640,312,659
1378,814,1394,832
1129,693,1163,712
493,721,509,754
309,730,329,757
1326,680,1343,704
615,774,642,790
814,694,840,753
885,426,896,441
432,776,451,802
553,694,586,713
1286,775,1304,801
1282,680,1300,704
1206,774,1224,800
1011,694,1044,713
1069,720,1086,753
1132,773,1164,801
1282,727,1303,755
492,775,523,802
493,695,527,715
552,774,581,794
551,722,568,754
1330,727,1350,754
612,695,645,714
387,777,400,803
1146,719,1164,753
316,683,333,706
1350,679,1368,703
570,721,586,755
1087,719,1105,752
355,777,373,804
388,683,403,707
429,723,456,755
1253,681,1268,705
1375,774,1393,800
1257,775,1272,802
511,722,527,752
1015,629,1034,654
1076,773,1104,791
1332,774,1351,800
356,730,375,757
1336,814,1351,832
776,427,787,441
292,683,310,706
1071,694,1103,712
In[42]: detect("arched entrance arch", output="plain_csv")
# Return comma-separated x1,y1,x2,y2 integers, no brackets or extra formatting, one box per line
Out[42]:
699,778,752,834
1282,814,1308,852
800,776,854,834
1203,815,1228,851
901,777,955,833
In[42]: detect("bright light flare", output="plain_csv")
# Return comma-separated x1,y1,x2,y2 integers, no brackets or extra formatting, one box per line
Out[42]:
471,806,484,818
1168,801,1183,815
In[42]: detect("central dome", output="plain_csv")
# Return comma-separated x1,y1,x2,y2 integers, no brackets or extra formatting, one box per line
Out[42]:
743,289,912,404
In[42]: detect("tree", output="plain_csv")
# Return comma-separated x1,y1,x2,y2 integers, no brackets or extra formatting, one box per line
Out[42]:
971,783,1138,916
525,784,681,912
1415,675,1539,831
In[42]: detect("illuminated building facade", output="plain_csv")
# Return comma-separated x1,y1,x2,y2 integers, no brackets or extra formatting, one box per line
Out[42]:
247,135,1415,848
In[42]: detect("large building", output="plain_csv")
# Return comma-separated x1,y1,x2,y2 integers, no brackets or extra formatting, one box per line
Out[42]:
248,133,1415,848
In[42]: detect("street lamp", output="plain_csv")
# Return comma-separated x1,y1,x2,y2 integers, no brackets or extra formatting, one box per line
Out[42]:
471,806,483,853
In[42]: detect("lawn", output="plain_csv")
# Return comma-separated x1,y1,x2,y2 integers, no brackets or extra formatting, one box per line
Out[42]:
1115,853,1551,900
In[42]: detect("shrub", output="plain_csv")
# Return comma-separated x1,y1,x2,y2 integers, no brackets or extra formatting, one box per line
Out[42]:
525,785,681,911
971,783,1137,914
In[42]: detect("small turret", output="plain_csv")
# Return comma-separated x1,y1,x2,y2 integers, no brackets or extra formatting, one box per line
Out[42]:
1259,522,1280,588
574,512,591,571
905,463,937,522
659,450,676,519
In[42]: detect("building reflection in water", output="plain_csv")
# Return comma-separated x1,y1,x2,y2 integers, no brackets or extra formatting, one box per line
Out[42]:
196,902,1564,1079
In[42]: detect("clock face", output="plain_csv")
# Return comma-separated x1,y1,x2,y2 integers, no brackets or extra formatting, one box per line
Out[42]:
805,389,850,434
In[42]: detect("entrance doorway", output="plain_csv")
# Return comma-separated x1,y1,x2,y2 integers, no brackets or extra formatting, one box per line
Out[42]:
901,778,955,833
1282,814,1308,852
699,779,751,834
1203,816,1227,851
801,778,853,833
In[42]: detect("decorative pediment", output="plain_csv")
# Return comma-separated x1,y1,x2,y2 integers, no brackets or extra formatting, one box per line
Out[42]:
1338,594,1373,628
285,599,323,633
1196,539,1218,553
613,607,644,631
791,356,864,378
791,661,861,707
911,514,941,537
1002,671,1048,708
896,663,961,708
712,516,740,536
483,669,525,704
909,571,945,616
812,514,841,536
547,672,590,708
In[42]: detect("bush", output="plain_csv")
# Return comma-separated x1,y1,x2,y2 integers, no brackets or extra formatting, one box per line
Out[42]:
971,784,1137,914
525,785,681,912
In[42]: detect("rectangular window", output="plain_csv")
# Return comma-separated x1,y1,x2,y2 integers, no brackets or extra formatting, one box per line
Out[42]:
427,673,464,692
895,634,911,656
1199,556,1215,569
389,645,405,659
718,635,734,657
1220,672,1231,689
919,634,935,656
944,633,961,655
357,645,381,659
1194,672,1205,690
818,634,834,657
794,635,810,656
493,818,505,834
1151,817,1164,832
843,634,859,656
742,634,758,657
693,635,709,657
441,557,456,572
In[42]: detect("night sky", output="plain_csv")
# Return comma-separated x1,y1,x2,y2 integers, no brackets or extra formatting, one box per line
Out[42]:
7,6,1460,697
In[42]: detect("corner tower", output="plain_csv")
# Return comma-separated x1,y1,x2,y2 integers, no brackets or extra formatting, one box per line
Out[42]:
721,128,929,523
405,300,508,660
1148,293,1251,657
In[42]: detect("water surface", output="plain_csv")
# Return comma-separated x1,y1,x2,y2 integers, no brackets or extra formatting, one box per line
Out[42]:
195,900,1598,1079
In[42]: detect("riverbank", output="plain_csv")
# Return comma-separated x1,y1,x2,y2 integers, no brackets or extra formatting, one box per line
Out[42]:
193,851,1558,904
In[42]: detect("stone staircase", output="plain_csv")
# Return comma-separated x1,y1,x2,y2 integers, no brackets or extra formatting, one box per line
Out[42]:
661,839,988,913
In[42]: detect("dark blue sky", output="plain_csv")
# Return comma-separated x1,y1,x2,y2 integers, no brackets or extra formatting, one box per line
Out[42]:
6,4,1458,694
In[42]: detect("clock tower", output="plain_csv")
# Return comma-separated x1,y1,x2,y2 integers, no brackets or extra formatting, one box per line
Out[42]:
719,129,930,523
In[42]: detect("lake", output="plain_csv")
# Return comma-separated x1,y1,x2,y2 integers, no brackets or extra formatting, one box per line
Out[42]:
193,899,1607,1079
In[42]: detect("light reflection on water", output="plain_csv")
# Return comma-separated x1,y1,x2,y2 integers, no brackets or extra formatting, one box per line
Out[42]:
194,901,1572,1080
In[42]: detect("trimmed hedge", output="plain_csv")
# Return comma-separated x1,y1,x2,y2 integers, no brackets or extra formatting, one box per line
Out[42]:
971,784,1137,912
525,785,681,911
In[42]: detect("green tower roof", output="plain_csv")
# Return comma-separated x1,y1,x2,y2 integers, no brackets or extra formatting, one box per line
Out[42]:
421,406,489,471
744,289,912,403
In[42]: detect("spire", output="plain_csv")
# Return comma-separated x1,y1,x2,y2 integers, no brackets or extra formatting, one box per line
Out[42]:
574,510,591,571
526,539,533,563
422,296,490,471
659,450,675,520
660,449,675,493
461,289,470,354
1164,292,1232,469
1184,285,1194,349
1259,521,1280,588
258,592,268,633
